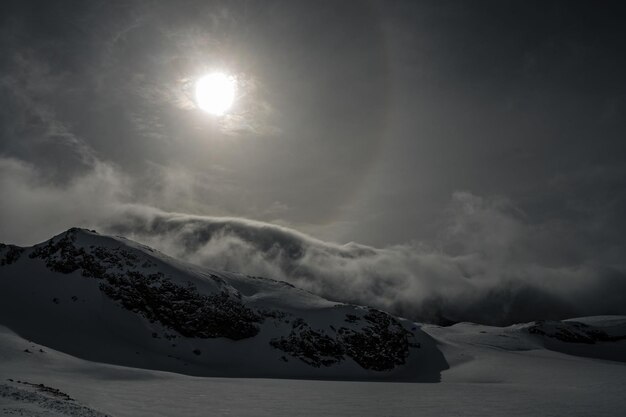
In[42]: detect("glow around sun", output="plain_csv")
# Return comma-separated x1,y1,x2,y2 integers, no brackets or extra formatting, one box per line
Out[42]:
195,72,236,115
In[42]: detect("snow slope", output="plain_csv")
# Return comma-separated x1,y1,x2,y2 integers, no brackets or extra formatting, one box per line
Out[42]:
1,319,625,417
424,318,626,384
0,228,446,382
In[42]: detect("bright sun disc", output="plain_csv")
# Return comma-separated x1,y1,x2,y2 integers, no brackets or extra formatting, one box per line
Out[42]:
195,72,236,115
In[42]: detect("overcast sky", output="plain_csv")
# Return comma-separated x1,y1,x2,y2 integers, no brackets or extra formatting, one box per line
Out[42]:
1,1,625,323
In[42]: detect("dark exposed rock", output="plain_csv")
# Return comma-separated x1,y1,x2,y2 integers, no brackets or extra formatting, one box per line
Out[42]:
100,274,262,340
526,320,626,344
344,314,360,323
30,229,137,277
338,309,413,371
0,243,24,266
259,309,290,321
249,275,297,289
30,229,263,341
270,319,344,367
270,309,415,371
16,380,75,402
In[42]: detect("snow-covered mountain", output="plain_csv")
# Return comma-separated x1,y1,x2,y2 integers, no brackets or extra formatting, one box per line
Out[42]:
1,228,626,415
0,228,447,381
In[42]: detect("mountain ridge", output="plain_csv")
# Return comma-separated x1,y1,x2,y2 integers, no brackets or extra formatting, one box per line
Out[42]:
2,228,625,383
0,228,447,381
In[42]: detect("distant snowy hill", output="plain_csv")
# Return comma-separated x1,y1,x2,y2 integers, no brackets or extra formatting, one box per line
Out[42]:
0,228,447,381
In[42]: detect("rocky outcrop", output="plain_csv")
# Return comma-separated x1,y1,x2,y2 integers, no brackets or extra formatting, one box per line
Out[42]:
270,310,417,371
338,309,416,371
0,244,24,266
28,229,262,340
100,273,261,340
526,320,626,344
270,319,344,367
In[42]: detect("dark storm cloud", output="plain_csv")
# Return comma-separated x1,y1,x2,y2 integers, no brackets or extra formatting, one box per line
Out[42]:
1,1,626,324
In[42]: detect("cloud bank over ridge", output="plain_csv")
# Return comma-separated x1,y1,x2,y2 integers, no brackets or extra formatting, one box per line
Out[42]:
104,199,626,326
1,156,625,325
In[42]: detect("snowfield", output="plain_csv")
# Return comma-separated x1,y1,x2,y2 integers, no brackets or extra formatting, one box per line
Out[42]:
1,322,625,417
1,229,625,416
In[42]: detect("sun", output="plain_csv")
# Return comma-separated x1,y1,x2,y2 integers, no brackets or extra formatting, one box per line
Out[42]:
194,72,236,116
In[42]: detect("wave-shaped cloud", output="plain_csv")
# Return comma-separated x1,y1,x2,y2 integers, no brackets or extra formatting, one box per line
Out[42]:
1,156,625,325
103,197,626,326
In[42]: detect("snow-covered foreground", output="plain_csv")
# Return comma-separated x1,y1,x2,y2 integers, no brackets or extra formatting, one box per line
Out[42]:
2,320,625,417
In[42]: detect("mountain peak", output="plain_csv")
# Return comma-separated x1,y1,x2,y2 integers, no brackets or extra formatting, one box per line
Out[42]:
0,228,445,381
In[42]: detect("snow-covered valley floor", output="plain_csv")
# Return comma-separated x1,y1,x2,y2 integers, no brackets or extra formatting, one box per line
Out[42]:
2,322,625,417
